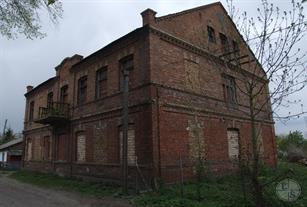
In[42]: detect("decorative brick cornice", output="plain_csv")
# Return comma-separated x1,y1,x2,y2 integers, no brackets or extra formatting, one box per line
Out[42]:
162,102,274,125
149,26,223,64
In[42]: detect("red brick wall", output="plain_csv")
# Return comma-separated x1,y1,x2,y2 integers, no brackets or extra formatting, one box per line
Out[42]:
23,6,277,184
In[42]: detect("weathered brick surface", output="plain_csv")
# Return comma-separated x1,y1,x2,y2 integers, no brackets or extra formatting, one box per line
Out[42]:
23,3,277,184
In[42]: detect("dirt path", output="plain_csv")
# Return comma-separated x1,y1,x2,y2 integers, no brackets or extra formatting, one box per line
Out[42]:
0,173,134,207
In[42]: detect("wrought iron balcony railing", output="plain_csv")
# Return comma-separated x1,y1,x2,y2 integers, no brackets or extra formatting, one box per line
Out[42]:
35,102,70,125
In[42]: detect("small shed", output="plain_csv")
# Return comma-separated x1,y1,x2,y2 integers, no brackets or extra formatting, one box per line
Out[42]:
0,138,23,170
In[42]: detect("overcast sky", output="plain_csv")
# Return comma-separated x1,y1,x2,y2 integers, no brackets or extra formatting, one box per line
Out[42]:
0,0,306,137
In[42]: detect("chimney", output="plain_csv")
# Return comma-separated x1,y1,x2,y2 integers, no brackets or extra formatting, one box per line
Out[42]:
141,8,157,26
26,85,33,92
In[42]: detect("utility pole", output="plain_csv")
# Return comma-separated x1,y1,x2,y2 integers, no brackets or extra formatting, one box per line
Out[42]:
121,58,133,195
2,119,7,139
122,69,129,194
304,117,307,138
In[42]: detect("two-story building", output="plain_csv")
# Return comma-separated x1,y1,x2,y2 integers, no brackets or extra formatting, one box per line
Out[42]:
23,2,277,184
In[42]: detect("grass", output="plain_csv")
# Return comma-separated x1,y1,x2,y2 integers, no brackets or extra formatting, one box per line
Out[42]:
10,170,120,198
8,162,307,206
132,162,307,207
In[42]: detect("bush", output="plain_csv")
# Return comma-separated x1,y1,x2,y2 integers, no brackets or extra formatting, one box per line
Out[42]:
276,131,307,162
286,144,306,162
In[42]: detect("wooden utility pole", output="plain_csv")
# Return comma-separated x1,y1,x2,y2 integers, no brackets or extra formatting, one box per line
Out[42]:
121,56,133,195
120,55,134,195
121,65,130,195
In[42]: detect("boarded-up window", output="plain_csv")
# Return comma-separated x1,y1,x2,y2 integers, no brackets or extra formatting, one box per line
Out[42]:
119,129,135,165
227,129,239,160
27,138,32,161
185,60,200,93
93,124,106,163
77,134,86,162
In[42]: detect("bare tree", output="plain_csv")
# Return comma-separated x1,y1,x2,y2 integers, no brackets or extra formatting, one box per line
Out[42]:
0,0,63,39
224,0,307,206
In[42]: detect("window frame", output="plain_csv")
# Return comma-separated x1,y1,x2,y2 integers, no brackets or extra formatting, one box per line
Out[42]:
47,92,53,108
29,101,35,121
222,74,237,105
77,76,87,105
219,33,229,52
60,85,68,103
207,26,216,43
95,66,108,99
119,55,134,91
232,40,239,53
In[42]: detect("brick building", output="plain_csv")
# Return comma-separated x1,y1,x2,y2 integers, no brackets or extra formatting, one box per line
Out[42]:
23,2,277,184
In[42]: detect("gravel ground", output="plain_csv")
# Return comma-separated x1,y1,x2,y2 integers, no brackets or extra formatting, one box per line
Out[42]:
0,173,134,207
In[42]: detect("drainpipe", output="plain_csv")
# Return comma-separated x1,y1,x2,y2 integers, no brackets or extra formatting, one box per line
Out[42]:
155,87,161,178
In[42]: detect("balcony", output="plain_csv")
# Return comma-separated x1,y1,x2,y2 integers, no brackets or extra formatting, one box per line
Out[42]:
35,102,70,125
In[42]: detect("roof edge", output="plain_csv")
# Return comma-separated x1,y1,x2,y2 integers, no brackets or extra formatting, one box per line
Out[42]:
0,138,23,150
156,2,222,21
71,25,150,70
24,76,57,97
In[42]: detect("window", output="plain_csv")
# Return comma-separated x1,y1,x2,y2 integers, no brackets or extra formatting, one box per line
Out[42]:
119,55,134,91
119,128,135,165
223,75,237,105
78,76,87,104
29,101,34,121
227,129,239,160
76,133,86,162
95,67,108,99
60,85,68,103
47,92,53,108
232,40,239,52
207,26,216,43
219,33,229,52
